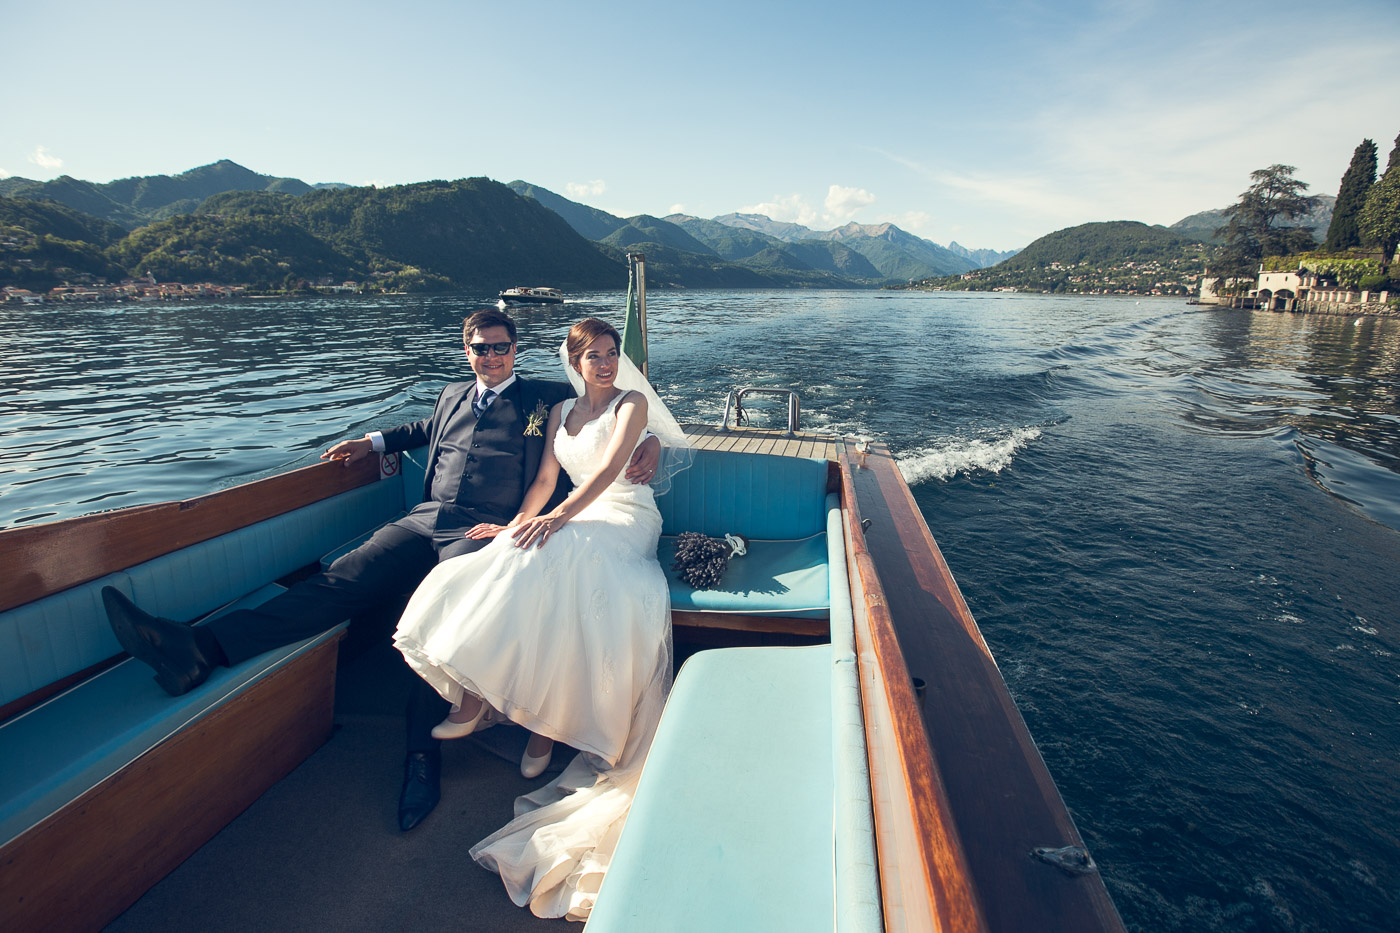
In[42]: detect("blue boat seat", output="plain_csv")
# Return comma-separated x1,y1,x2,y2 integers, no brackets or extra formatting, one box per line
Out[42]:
588,497,881,931
0,585,344,849
0,476,406,850
587,644,836,931
316,449,837,622
656,450,833,620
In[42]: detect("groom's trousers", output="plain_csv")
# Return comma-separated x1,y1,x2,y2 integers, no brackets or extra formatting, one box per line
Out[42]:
201,521,489,752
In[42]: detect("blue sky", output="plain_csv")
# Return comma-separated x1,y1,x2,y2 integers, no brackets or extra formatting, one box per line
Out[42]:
4,0,1397,250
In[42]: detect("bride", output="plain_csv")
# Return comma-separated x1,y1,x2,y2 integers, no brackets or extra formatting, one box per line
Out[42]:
392,316,688,919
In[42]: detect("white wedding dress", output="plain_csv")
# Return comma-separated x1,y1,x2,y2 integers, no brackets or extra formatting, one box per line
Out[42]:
393,391,672,920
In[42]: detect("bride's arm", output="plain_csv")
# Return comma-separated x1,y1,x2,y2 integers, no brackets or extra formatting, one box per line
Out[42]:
510,392,648,549
464,402,566,539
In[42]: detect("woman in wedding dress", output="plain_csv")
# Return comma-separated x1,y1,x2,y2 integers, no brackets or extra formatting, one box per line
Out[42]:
392,316,688,920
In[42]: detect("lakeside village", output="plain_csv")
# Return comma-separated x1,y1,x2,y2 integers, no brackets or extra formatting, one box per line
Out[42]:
0,274,365,305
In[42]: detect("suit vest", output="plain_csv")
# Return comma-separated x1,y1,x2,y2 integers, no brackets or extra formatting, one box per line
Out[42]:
428,385,528,536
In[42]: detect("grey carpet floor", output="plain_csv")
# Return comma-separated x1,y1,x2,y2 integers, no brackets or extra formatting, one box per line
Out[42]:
104,642,571,932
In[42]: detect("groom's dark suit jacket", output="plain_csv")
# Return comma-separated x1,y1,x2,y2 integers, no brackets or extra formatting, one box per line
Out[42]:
381,377,574,543
206,375,573,667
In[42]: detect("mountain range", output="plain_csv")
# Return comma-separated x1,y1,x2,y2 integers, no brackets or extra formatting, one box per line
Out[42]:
0,160,346,231
0,160,1029,292
505,182,1005,286
1,158,1335,295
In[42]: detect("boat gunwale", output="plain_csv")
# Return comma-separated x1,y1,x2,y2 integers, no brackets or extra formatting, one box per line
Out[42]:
0,455,382,616
844,441,1126,932
839,448,989,932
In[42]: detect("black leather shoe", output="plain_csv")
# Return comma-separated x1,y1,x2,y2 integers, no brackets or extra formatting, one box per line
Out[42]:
398,751,442,832
102,586,215,697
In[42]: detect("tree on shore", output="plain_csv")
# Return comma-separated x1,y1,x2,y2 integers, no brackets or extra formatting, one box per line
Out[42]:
1359,137,1400,277
1324,139,1377,251
1214,165,1319,288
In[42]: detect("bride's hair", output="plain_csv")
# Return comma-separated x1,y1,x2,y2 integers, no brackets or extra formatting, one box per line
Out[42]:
565,318,622,371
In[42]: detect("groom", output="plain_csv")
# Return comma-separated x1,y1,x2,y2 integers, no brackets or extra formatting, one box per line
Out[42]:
102,308,661,831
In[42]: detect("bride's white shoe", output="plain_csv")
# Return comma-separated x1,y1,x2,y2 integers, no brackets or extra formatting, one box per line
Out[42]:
431,699,487,740
521,737,554,779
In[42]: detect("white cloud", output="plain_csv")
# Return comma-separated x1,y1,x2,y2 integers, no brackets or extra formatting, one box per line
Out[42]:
669,203,686,215
28,146,62,171
738,193,819,226
823,184,876,223
566,179,606,199
0,166,10,179
885,210,934,235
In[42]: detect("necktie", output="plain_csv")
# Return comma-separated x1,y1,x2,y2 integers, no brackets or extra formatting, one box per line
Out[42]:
473,389,495,419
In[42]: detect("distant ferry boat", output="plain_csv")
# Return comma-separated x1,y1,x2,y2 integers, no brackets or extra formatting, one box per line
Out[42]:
498,286,563,305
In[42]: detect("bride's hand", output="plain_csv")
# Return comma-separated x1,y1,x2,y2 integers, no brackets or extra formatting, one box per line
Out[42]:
510,514,563,549
464,523,508,539
625,435,662,484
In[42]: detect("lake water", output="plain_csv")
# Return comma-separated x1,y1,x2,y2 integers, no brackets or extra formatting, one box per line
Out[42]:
4,290,1398,931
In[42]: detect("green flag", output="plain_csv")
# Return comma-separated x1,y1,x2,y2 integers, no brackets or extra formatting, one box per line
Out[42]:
621,264,646,371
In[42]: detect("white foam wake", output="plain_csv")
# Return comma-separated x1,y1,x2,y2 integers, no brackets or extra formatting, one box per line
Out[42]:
897,426,1042,484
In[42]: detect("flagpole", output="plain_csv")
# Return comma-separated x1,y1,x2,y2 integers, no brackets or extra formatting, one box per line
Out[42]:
625,252,649,379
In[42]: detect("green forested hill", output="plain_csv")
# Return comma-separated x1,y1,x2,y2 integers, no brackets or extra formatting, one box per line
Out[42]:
1,160,319,230
999,221,1205,268
915,221,1214,295
173,178,622,290
0,197,128,245
107,213,361,288
0,196,130,288
600,215,716,255
2,178,623,292
507,181,627,241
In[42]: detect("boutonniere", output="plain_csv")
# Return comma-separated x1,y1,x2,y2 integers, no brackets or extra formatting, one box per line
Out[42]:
524,400,549,436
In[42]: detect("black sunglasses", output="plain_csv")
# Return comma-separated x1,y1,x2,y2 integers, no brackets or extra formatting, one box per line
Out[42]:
469,341,515,356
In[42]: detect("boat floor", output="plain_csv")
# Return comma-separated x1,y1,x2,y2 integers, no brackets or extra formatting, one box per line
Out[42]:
104,636,579,932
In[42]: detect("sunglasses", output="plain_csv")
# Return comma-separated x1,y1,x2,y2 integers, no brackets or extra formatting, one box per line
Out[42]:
468,341,515,356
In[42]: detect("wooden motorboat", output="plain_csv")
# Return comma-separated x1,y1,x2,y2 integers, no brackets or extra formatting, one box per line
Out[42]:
0,410,1123,931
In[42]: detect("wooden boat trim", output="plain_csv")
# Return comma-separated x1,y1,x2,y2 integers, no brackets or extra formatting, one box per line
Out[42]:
841,454,988,933
844,443,1125,932
669,609,828,638
0,456,381,614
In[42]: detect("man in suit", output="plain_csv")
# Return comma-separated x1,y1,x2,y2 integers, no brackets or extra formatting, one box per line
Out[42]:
102,308,661,830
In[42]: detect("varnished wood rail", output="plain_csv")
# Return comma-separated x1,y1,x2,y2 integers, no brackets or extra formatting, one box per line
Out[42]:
841,443,1124,932
0,455,381,614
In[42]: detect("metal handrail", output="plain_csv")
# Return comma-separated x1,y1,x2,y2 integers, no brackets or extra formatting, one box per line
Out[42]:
719,388,801,435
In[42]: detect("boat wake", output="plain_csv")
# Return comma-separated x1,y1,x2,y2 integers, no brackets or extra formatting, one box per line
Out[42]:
897,426,1042,484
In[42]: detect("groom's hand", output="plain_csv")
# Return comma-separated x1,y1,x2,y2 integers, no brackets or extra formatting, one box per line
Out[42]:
322,436,374,466
625,435,662,484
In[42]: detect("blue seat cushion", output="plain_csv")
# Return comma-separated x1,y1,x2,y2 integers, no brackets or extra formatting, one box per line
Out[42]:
656,451,829,540
0,584,345,849
659,534,829,617
0,573,130,710
123,480,403,624
319,513,408,570
587,645,834,931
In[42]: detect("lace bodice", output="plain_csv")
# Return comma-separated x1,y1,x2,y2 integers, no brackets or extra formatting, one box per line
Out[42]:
553,393,648,496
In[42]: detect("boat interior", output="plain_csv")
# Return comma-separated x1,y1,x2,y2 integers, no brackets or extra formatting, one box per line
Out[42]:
0,407,1123,931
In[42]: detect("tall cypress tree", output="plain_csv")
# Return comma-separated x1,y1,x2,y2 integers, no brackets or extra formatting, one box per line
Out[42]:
1387,132,1400,173
1323,138,1377,251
